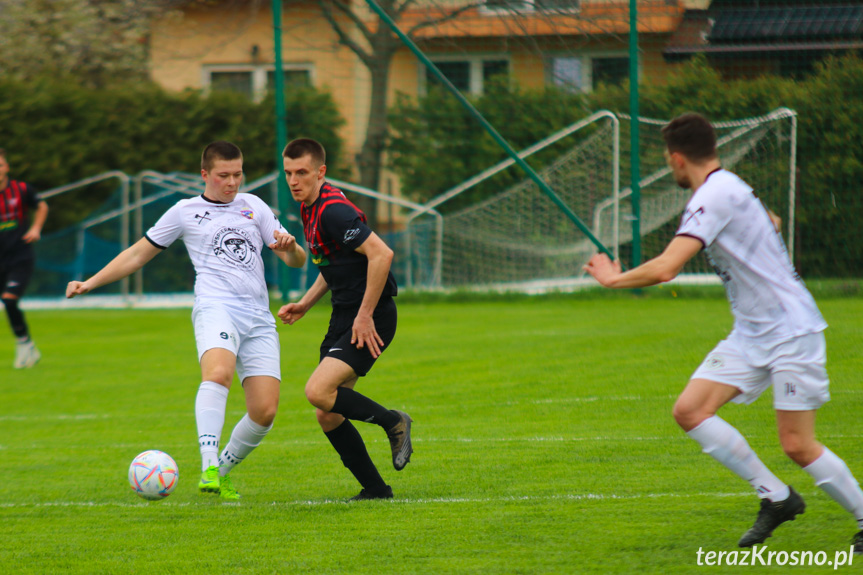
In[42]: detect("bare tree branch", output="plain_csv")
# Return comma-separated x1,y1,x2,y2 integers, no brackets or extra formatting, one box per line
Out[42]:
317,0,374,65
329,0,377,45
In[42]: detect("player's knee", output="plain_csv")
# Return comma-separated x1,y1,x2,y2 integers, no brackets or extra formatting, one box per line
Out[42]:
315,409,342,428
672,399,699,430
780,434,820,466
250,404,278,428
203,370,233,388
304,382,331,410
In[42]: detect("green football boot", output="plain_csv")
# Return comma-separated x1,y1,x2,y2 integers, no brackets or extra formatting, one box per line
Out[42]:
219,473,240,501
198,465,220,494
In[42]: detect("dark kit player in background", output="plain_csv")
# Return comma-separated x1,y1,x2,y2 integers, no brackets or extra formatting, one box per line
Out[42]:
0,149,48,369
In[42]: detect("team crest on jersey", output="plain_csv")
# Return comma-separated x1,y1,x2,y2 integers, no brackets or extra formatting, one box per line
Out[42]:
212,226,258,271
240,209,254,220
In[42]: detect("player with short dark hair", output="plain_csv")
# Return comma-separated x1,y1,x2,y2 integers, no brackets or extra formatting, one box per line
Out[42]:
67,141,306,500
585,112,863,552
278,137,412,501
0,149,49,369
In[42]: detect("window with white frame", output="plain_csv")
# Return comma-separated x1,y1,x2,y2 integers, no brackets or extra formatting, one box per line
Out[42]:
547,54,630,93
203,64,313,101
483,0,579,14
424,56,509,96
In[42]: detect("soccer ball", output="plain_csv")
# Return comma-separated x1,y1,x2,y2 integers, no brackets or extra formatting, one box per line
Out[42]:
128,450,179,501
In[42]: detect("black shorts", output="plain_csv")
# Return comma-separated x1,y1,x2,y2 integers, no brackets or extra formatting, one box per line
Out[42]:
319,297,397,377
0,257,34,298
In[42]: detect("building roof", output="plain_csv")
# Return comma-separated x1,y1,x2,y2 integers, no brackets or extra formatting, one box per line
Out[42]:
710,4,863,42
664,3,863,58
399,0,684,40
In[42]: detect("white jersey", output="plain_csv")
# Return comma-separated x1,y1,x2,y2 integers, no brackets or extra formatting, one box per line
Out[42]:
145,193,284,311
675,169,826,341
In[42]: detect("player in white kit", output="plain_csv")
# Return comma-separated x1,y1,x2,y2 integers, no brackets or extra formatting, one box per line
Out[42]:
66,141,306,500
584,113,863,552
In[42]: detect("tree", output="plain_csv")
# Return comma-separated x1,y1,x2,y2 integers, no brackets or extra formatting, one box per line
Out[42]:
312,0,480,224
0,0,181,87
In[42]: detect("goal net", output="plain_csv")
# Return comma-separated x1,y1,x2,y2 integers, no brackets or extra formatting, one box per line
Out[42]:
407,108,796,291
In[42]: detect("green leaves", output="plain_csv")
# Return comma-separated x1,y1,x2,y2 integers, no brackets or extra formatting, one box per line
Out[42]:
0,76,344,232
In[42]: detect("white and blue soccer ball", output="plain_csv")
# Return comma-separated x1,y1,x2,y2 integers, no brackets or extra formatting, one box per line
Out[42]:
128,450,179,501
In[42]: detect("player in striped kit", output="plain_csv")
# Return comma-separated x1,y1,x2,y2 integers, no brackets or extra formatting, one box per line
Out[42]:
278,138,412,501
0,149,48,369
584,113,863,552
67,141,306,500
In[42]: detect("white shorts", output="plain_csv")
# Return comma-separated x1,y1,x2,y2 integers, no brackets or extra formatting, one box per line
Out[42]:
192,301,280,383
690,330,830,411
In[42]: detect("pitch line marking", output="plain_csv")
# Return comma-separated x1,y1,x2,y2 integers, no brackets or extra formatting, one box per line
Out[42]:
6,432,863,453
0,491,755,509
3,388,862,422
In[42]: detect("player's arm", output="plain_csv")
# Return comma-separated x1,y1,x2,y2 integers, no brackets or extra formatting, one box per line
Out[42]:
66,237,162,298
584,235,703,289
269,230,306,268
278,272,329,325
22,200,48,244
352,232,394,358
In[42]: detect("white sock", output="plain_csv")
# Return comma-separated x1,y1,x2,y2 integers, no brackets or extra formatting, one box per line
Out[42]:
687,415,790,502
804,447,863,529
218,414,272,476
195,381,229,471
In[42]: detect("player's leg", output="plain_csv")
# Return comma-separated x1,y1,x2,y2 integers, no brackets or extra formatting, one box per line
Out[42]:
675,377,792,502
675,336,803,547
771,334,863,551
306,356,397,425
192,303,240,495
307,299,412,470
777,411,863,551
209,374,279,501
196,347,235,493
307,355,412,471
2,259,40,369
211,307,281,500
316,379,392,500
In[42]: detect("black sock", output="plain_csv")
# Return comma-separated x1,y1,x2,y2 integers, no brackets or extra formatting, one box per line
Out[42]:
2,298,29,339
324,420,388,493
331,387,399,429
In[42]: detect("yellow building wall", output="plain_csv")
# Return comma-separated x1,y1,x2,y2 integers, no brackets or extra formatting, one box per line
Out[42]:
149,1,680,199
150,2,369,174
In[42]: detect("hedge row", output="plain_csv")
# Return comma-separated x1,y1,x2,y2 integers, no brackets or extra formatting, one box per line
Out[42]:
0,78,345,230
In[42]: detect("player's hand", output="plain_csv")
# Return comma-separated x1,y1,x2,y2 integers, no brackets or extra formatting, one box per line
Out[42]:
269,230,297,252
22,229,41,243
352,313,385,358
66,281,90,299
583,253,622,287
278,302,307,325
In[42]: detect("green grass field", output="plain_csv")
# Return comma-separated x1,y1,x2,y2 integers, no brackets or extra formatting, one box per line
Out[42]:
1,292,861,574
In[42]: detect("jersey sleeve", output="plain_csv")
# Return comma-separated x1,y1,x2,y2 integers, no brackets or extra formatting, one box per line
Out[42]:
321,202,372,250
675,185,732,248
144,203,184,249
249,195,286,250
24,184,42,209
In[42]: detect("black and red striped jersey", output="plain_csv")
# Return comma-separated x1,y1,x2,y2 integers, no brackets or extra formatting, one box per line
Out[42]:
0,179,41,263
301,181,397,308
